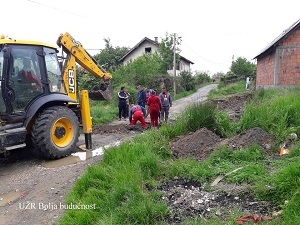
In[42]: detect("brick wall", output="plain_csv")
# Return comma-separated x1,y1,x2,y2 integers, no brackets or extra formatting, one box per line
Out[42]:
278,47,300,85
281,28,300,45
256,26,300,88
256,52,275,88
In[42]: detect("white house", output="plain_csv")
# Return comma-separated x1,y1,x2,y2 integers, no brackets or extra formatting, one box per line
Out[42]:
119,37,194,76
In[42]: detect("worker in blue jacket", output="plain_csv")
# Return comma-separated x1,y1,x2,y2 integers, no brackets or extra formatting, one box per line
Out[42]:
137,85,146,108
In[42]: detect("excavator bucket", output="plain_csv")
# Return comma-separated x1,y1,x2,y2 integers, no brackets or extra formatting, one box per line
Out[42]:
89,82,113,101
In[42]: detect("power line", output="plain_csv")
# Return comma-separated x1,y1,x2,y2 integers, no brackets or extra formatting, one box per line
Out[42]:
181,42,229,65
26,0,93,19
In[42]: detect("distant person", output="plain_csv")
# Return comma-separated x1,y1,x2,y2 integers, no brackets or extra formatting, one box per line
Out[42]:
147,90,162,128
145,88,152,102
129,104,148,129
245,76,250,90
137,85,146,108
159,87,172,123
145,87,152,117
118,87,128,121
124,88,130,118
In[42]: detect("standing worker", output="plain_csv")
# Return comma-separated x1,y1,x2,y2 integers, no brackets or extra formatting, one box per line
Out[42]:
129,104,148,129
147,90,162,128
159,87,172,123
124,88,130,119
118,87,128,121
145,87,152,117
137,85,146,108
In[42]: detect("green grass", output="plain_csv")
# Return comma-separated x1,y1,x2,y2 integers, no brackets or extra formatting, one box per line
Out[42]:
60,83,300,225
173,89,197,100
214,109,239,137
60,136,170,225
208,80,246,99
240,87,300,142
90,101,118,124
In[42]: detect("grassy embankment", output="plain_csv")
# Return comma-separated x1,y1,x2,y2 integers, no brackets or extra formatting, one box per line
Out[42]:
60,81,300,224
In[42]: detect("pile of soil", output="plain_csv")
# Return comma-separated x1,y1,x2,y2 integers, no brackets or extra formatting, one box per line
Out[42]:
212,93,252,121
221,127,276,152
169,127,275,161
170,128,222,160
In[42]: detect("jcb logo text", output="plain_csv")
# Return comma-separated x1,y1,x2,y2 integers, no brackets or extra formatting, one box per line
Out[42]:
68,70,75,93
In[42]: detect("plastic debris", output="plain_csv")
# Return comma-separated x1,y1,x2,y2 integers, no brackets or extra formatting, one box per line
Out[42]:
287,133,297,141
211,166,245,186
236,214,272,224
280,147,290,156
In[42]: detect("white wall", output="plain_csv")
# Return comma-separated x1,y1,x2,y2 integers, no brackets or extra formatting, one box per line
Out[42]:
122,41,158,64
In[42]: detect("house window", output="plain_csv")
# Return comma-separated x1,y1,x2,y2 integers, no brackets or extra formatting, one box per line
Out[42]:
145,47,152,53
180,63,183,71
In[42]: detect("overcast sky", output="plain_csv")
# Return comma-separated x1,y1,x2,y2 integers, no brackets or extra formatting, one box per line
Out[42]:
4,0,299,75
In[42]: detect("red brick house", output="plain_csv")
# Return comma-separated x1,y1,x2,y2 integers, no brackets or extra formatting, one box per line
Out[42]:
254,19,300,88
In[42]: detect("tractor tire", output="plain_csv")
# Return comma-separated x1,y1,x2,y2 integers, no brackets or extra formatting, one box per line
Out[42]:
31,106,80,159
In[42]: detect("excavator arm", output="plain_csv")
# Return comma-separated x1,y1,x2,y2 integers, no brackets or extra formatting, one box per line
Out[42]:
56,32,113,102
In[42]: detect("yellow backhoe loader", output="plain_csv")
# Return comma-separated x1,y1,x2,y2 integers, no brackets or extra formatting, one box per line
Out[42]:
0,32,113,159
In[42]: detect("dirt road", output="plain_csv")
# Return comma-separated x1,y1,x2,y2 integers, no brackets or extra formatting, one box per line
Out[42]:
0,84,217,225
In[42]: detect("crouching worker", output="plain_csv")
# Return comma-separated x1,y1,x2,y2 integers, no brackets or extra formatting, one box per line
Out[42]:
129,104,148,129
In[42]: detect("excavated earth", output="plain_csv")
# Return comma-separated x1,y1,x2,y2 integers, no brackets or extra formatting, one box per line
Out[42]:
0,86,281,225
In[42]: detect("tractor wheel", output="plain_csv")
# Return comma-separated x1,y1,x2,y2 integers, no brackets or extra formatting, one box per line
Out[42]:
31,106,79,159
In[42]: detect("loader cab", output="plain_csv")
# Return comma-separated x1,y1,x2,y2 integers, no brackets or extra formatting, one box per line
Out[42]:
0,42,64,122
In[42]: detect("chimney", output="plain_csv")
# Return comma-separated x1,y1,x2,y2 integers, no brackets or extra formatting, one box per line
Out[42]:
154,37,158,43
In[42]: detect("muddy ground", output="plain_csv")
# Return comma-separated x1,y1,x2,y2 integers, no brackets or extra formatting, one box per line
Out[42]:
0,84,280,225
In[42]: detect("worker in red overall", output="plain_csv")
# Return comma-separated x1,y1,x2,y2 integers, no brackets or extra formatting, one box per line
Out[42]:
147,90,162,127
129,104,148,129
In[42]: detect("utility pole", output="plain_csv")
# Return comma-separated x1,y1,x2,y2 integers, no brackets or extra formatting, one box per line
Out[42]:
173,33,177,98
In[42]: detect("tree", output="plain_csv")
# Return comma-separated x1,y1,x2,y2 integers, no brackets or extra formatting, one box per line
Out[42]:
93,38,129,72
194,71,212,85
157,33,181,71
112,53,169,88
78,38,130,90
212,72,225,79
180,71,196,91
230,57,256,78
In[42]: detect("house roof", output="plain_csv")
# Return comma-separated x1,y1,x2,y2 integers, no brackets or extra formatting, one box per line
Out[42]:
253,19,300,59
119,37,158,62
180,55,194,65
119,37,194,64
